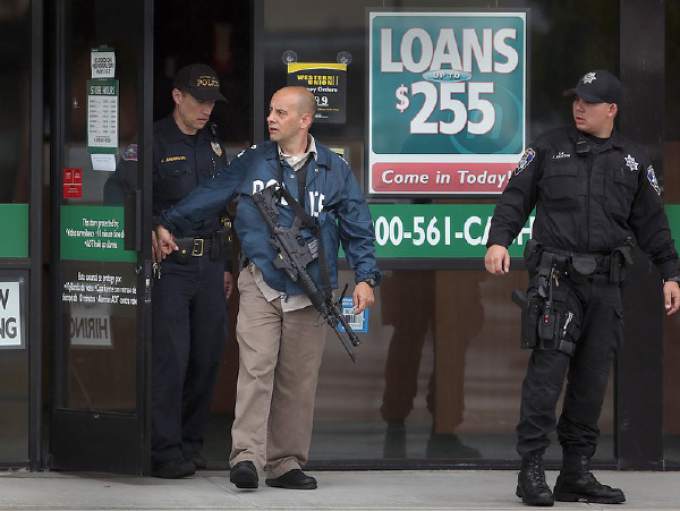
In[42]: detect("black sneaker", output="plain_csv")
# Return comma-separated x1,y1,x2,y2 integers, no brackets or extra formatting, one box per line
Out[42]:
229,460,258,489
516,453,554,506
151,459,196,479
265,469,317,490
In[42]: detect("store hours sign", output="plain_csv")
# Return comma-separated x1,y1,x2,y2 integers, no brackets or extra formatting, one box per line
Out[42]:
368,11,526,195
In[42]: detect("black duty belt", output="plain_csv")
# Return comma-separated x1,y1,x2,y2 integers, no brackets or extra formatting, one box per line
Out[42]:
541,246,633,284
541,249,610,274
175,237,213,257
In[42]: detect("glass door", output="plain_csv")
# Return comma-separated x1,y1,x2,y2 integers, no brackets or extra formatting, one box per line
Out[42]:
50,0,154,474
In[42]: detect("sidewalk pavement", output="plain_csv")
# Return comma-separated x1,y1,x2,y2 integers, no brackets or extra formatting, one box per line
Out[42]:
1,469,679,510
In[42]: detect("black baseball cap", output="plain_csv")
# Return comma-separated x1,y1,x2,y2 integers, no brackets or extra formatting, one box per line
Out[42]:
173,63,226,102
563,69,622,104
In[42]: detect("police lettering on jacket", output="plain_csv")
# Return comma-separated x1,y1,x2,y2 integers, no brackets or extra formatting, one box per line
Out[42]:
160,141,380,296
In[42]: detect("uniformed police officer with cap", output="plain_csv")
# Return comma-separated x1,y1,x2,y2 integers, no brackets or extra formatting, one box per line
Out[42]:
151,63,234,478
485,70,680,506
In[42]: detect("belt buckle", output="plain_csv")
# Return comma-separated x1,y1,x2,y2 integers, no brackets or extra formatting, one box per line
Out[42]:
191,238,204,257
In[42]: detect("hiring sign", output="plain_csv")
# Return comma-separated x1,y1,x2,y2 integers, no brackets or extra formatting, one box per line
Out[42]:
0,281,23,348
368,11,527,195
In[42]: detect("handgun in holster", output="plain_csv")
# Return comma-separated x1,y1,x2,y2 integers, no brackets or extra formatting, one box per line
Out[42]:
609,244,634,284
514,258,583,356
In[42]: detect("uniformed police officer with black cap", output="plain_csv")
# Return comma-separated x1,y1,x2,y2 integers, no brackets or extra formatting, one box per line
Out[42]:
485,70,680,506
151,63,234,478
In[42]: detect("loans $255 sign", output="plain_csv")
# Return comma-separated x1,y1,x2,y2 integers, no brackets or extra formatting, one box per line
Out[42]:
369,12,526,195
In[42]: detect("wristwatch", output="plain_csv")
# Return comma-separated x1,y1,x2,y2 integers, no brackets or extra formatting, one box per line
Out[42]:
359,277,377,288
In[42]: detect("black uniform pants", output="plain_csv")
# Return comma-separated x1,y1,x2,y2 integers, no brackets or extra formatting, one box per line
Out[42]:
151,253,227,464
516,275,623,459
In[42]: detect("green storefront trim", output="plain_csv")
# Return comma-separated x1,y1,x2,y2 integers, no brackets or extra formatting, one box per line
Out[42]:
356,203,680,259
50,203,679,262
0,203,29,258
364,204,532,259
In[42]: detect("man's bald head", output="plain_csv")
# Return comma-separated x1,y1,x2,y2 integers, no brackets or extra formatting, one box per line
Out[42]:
276,86,317,117
267,86,318,152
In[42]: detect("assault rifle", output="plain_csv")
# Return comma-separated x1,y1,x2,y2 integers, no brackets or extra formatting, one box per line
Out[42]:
251,185,361,362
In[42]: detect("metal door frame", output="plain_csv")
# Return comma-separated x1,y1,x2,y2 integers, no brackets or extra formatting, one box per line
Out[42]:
49,0,154,475
29,0,45,471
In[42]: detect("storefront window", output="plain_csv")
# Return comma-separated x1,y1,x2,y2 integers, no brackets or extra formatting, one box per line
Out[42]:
312,269,614,463
0,0,30,463
260,0,619,464
57,0,144,413
0,1,30,259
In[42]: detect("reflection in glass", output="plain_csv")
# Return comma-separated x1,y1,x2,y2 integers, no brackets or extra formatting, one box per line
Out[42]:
62,262,138,412
0,1,30,204
311,270,615,463
380,271,482,459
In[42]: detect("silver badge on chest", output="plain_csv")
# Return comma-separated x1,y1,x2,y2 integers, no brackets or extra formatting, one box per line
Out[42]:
211,141,223,157
624,154,639,172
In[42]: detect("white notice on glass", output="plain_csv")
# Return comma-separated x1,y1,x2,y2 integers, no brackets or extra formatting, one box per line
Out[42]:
91,49,115,79
87,80,119,151
91,154,117,172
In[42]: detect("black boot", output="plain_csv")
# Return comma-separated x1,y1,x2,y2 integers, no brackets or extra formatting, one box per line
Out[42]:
516,452,554,506
554,454,625,504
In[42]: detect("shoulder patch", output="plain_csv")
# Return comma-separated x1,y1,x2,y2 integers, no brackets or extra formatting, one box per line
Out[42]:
513,148,536,176
647,165,661,195
122,144,138,162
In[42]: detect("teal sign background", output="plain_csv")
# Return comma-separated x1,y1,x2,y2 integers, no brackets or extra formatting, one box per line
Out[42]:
370,12,526,156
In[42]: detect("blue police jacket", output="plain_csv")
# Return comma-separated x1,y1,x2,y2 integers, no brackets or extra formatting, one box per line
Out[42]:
160,140,380,296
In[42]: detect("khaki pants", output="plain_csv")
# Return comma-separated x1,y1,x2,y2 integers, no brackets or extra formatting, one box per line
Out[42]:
230,269,327,478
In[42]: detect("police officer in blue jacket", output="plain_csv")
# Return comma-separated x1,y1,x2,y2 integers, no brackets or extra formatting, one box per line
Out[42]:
156,86,380,490
151,64,234,478
485,70,680,506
